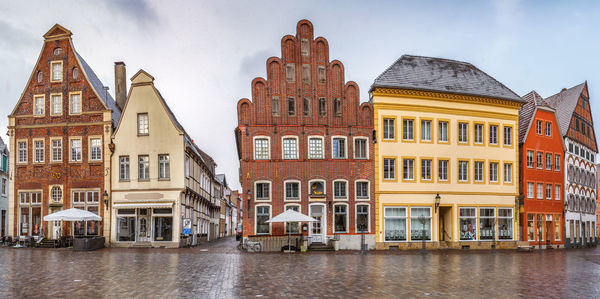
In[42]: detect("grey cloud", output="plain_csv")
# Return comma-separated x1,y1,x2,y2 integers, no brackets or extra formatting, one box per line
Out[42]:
102,0,160,30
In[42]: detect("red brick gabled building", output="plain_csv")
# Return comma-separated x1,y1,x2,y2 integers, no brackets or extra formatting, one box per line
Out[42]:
518,91,564,247
7,24,120,241
235,20,374,250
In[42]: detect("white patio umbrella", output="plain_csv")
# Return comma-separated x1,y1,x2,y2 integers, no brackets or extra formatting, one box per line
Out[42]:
44,208,102,221
266,209,317,252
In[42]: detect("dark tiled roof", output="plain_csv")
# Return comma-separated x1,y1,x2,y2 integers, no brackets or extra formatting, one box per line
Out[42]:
372,55,524,103
0,136,6,153
519,90,552,143
215,174,227,187
74,51,121,124
544,82,586,136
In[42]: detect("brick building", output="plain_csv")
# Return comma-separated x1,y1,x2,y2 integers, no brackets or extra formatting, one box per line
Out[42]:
518,91,565,248
7,24,120,241
235,20,374,250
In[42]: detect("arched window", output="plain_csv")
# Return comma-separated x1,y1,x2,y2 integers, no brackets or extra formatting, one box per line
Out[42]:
37,71,43,83
73,67,79,80
53,47,63,56
51,186,62,202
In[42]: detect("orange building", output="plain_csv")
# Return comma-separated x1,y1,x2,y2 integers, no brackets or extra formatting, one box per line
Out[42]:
519,91,565,247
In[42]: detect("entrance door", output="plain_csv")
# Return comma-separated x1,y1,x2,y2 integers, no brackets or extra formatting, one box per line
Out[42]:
309,204,325,243
138,209,151,242
1,210,5,237
545,221,552,245
53,221,62,239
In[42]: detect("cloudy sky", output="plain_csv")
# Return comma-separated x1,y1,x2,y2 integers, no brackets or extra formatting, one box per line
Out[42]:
2,0,600,190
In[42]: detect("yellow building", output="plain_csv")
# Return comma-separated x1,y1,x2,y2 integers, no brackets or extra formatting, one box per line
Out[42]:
371,55,525,249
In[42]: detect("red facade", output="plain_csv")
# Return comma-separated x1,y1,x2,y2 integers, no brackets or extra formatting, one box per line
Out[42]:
520,105,564,246
235,20,374,244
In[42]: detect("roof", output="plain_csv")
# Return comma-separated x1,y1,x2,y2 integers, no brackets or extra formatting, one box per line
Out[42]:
215,174,226,185
74,51,121,124
544,82,587,137
519,90,553,143
0,136,6,153
372,55,524,103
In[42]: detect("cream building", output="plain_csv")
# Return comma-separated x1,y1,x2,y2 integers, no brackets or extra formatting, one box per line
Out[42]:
110,69,219,248
371,55,524,249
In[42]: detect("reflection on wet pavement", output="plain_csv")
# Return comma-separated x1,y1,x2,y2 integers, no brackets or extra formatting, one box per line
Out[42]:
0,237,599,298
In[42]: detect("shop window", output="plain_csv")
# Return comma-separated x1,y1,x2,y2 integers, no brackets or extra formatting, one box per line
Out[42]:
459,207,477,240
497,208,513,240
527,214,535,241
384,207,406,241
117,215,135,242
154,217,172,241
72,190,99,236
479,208,495,240
334,204,347,233
285,205,300,233
356,205,369,233
256,206,270,234
18,192,42,236
410,207,431,241
554,215,561,241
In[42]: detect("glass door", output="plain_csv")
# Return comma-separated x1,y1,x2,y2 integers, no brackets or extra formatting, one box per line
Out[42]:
309,205,325,243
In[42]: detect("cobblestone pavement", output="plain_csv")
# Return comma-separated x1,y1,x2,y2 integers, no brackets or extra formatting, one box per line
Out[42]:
1,237,599,298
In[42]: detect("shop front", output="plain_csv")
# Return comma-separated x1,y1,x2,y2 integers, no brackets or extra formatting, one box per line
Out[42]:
112,202,178,248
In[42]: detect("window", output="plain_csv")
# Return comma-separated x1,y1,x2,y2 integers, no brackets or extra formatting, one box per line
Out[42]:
354,138,368,159
90,138,101,161
282,137,298,159
70,93,81,114
536,120,542,135
303,98,311,116
546,184,552,200
301,38,310,56
333,181,347,199
51,94,62,115
333,98,341,116
383,158,395,180
536,183,543,199
489,125,498,145
545,122,551,136
474,161,484,182
526,151,533,168
503,163,512,183
287,97,296,116
384,207,406,241
256,205,270,234
356,205,369,233
438,160,448,181
332,137,346,159
285,64,295,82
72,190,100,236
51,61,62,81
489,162,498,182
18,141,27,163
421,159,432,181
53,47,63,56
117,209,136,242
503,126,512,146
545,153,551,170
576,119,580,131
536,152,543,169
479,208,495,240
36,71,42,83
527,214,535,241
302,64,310,83
119,156,130,180
527,182,534,198
334,205,347,233
72,67,79,80
317,66,326,83
458,161,469,182
318,98,326,116
308,137,323,159
271,97,280,116
1,178,6,196
138,155,149,180
18,192,42,236
255,182,270,200
568,143,573,153
34,96,44,116
421,120,431,142
474,123,483,144
285,182,299,200
555,154,560,171
402,119,414,140
555,185,561,201
254,138,269,160
70,139,81,162
459,207,477,240
356,181,369,199
383,118,395,140
438,121,448,142
285,205,300,233
458,122,468,143
410,207,431,241
554,215,561,241
403,158,414,180
309,181,325,195
497,208,513,240
34,140,44,163
158,154,170,179
137,113,149,135
51,139,61,162
51,186,62,202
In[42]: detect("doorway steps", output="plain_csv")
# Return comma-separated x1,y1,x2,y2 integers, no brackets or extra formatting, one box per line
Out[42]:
39,238,58,248
309,242,334,251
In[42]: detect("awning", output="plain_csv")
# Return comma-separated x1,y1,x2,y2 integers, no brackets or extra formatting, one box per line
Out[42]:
113,202,174,209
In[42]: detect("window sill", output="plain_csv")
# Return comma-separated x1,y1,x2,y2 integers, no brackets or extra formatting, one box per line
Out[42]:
333,198,348,201
137,134,149,137
158,178,171,181
88,160,103,164
119,179,130,182
138,179,150,182
69,161,83,164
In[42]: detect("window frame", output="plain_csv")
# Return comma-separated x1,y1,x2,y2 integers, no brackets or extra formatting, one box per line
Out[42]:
457,121,469,145
526,150,534,168
383,157,397,181
255,204,272,235
353,136,369,159
281,136,299,160
32,138,45,164
473,122,485,145
137,155,150,181
419,157,433,182
68,91,82,115
401,117,415,142
554,154,561,171
285,64,295,83
50,60,63,83
88,136,102,162
308,179,326,197
502,125,513,148
158,154,170,180
545,121,552,136
50,92,63,116
382,116,397,142
402,157,415,182
457,159,470,183
355,203,371,233
50,137,62,163
333,203,349,233
488,124,499,146
437,119,450,144
355,180,370,201
307,136,324,159
119,155,130,181
527,182,534,198
254,181,272,202
332,179,349,201
488,161,499,184
137,113,149,136
33,94,45,117
503,162,513,184
419,118,433,143
253,136,271,160
474,160,485,183
331,136,347,159
17,139,27,164
69,137,82,163
283,180,301,202
437,158,450,183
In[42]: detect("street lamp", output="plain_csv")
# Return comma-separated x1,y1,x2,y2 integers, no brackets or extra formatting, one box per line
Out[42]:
246,189,251,213
434,193,441,213
103,190,109,210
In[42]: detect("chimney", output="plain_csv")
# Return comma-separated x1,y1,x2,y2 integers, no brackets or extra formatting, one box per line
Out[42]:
114,62,127,110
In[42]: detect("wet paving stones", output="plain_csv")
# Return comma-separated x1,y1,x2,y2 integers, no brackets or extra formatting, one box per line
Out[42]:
0,238,599,298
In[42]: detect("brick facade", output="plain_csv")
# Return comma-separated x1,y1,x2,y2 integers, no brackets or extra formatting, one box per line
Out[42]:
235,20,374,248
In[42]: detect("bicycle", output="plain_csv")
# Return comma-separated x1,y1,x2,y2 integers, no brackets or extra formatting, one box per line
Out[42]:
237,238,262,252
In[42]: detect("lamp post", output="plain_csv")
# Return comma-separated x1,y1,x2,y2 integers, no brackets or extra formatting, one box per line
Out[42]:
103,190,109,210
434,193,441,213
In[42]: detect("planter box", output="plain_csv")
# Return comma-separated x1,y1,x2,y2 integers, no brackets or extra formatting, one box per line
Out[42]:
73,236,105,251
